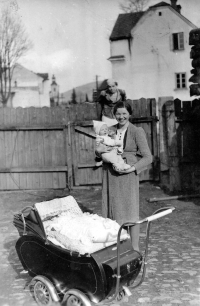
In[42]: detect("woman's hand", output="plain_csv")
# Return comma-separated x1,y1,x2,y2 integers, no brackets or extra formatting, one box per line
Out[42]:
108,129,116,138
113,165,136,175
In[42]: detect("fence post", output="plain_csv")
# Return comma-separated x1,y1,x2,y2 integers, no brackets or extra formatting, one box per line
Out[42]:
65,122,73,190
164,100,181,191
158,97,173,189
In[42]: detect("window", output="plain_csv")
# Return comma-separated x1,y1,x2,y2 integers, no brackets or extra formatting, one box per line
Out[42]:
172,32,184,50
176,73,186,89
159,12,162,16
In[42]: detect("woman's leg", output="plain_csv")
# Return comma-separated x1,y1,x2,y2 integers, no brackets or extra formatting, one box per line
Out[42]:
130,224,140,252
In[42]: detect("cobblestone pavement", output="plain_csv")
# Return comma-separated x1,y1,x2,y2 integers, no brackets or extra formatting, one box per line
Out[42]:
0,182,200,306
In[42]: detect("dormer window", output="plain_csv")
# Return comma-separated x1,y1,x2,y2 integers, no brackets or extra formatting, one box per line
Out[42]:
172,32,184,50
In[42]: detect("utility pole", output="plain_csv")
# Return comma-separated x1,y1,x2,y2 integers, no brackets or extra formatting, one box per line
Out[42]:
93,75,100,102
95,75,99,91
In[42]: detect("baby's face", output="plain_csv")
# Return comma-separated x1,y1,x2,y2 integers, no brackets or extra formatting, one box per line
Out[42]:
99,124,108,136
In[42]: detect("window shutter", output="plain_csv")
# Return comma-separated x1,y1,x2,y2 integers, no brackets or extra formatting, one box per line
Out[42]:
169,34,174,51
179,32,184,49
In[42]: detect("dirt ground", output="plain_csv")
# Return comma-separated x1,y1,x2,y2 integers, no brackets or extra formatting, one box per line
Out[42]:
0,182,200,306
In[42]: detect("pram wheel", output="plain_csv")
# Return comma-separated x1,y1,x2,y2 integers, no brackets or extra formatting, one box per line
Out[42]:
115,289,126,302
34,280,52,305
65,295,84,306
31,276,59,306
62,289,91,306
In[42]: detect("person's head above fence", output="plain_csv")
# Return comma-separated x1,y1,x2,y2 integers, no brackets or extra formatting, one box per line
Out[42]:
113,100,133,116
106,78,118,94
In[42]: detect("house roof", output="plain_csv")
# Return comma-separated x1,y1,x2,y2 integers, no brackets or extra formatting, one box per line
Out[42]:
110,12,144,41
37,73,49,81
110,1,197,42
149,1,170,8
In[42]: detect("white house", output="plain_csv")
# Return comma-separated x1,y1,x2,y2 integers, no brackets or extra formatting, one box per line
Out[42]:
108,0,197,102
7,64,50,108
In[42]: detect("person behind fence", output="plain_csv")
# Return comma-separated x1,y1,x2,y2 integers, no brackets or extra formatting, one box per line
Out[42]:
97,78,126,125
93,120,131,171
95,100,153,252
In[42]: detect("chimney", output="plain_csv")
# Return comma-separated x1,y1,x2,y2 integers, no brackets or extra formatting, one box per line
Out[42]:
170,0,177,9
176,4,182,14
170,0,181,14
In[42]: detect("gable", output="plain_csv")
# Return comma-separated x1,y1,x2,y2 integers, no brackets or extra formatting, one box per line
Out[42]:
13,64,48,83
149,4,197,28
110,3,197,42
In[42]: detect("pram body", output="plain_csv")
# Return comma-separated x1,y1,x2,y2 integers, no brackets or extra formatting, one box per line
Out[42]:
13,196,174,306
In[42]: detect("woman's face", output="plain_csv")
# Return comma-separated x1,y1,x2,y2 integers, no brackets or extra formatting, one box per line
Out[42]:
115,107,130,126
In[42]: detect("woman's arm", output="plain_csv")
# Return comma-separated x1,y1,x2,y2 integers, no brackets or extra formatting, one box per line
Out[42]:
95,142,113,157
133,127,153,174
114,127,152,175
113,165,136,174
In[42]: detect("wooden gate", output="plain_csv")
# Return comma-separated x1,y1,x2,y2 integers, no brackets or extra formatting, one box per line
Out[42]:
69,98,159,187
0,105,99,190
70,121,102,186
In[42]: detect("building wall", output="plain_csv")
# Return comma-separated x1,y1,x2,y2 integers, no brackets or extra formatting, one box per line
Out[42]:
11,87,50,108
9,64,50,108
110,7,196,102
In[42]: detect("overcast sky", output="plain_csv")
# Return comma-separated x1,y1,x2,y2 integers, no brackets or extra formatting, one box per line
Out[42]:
1,0,200,93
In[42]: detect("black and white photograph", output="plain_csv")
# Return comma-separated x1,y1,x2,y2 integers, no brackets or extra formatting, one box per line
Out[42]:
0,0,200,305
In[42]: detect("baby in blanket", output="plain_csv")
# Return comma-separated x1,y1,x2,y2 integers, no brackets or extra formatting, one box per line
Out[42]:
93,120,131,171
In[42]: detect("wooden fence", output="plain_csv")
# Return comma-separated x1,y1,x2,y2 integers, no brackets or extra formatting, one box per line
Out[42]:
0,100,159,190
159,97,200,192
0,105,98,190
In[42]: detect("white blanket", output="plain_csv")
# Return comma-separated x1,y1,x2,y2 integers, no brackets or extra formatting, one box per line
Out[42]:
36,195,129,255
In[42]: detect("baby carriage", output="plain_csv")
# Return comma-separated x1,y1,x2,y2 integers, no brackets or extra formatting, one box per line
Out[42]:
13,195,174,306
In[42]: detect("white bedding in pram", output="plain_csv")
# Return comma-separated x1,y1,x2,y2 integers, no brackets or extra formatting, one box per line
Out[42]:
35,196,129,255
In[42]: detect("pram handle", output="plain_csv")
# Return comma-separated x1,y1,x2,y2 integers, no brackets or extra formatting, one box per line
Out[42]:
139,207,175,224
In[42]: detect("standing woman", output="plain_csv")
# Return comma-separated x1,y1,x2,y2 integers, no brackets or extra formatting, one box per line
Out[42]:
95,100,152,251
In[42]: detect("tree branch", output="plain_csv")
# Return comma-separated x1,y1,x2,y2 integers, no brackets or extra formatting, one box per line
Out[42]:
0,7,33,106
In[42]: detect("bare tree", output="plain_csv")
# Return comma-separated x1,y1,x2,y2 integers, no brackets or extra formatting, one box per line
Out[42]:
120,0,149,13
0,8,33,106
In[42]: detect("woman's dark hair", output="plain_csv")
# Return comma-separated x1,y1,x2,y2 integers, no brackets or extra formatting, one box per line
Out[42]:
113,100,133,115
